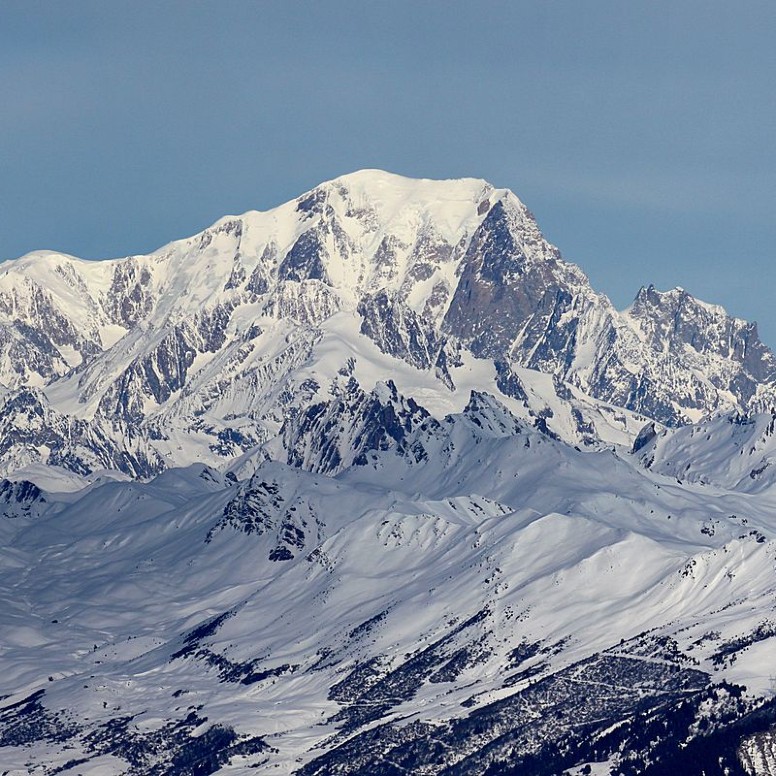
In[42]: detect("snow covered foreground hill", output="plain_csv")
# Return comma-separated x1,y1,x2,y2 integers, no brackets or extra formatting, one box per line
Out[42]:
3,171,776,774
3,400,776,775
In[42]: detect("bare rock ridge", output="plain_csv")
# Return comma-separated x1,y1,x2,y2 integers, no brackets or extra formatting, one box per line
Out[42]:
0,169,774,479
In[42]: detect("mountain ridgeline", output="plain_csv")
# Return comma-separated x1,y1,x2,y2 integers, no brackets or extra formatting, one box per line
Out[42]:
0,169,774,480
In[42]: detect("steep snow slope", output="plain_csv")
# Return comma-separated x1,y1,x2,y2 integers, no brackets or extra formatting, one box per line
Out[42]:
1,171,775,481
2,399,776,774
633,409,776,493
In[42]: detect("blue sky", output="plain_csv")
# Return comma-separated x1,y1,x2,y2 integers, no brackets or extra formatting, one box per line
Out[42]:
2,2,775,340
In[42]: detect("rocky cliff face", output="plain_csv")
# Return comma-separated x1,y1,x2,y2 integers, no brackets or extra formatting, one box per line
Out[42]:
626,284,776,404
1,169,774,479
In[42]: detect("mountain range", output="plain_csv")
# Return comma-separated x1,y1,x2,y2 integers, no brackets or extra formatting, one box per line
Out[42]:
2,171,776,775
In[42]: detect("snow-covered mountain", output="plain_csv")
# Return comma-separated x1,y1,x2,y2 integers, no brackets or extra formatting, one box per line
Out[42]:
3,399,776,774
3,171,776,775
1,170,774,481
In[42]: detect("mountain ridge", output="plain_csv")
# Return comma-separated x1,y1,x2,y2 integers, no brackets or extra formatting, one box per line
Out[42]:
0,169,774,485
3,385,776,774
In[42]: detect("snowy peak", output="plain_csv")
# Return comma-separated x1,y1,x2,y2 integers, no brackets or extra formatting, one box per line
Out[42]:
627,284,774,376
276,169,514,306
304,169,502,229
625,283,776,411
312,168,500,213
1,170,776,479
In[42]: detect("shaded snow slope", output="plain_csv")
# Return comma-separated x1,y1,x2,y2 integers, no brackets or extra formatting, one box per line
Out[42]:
3,401,776,773
634,409,776,493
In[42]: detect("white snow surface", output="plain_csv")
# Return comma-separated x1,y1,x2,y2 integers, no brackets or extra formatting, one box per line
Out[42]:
2,406,776,772
0,169,773,482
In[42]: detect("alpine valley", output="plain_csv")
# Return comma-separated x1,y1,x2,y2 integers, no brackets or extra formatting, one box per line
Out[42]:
3,170,776,775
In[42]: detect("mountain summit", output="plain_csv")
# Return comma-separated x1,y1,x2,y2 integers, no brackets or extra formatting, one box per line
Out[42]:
0,170,774,481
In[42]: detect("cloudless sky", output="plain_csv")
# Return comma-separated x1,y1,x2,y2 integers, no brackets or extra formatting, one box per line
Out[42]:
2,2,775,340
